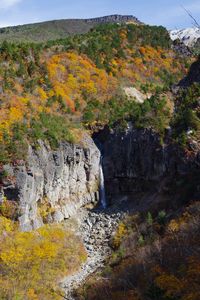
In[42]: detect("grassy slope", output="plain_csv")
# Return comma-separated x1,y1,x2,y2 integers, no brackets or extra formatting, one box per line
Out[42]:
0,15,140,43
0,19,94,43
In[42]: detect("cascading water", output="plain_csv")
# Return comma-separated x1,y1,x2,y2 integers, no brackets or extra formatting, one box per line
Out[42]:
99,157,107,209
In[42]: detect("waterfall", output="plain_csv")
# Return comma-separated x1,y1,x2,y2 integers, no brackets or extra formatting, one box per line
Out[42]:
99,157,107,209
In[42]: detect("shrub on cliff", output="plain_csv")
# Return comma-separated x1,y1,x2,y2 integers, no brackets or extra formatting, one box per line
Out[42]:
87,91,170,135
172,83,200,143
0,113,77,163
29,113,76,148
0,198,19,220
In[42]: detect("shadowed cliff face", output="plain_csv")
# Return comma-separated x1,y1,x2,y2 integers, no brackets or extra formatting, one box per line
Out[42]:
94,126,200,204
179,57,200,87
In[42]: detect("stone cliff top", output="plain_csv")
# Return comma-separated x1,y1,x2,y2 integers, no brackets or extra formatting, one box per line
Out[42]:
85,14,142,25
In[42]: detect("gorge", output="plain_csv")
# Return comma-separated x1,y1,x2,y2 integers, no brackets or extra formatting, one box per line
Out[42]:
3,125,199,233
1,124,199,299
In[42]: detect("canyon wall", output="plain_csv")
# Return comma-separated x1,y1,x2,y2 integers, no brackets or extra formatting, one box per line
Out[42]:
2,134,100,231
1,126,200,231
94,126,200,202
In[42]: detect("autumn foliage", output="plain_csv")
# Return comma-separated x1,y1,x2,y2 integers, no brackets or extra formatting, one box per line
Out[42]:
46,52,118,112
0,23,192,163
79,201,200,300
0,217,86,299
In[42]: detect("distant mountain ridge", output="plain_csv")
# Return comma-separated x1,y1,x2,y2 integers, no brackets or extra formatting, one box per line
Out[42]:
85,14,141,24
170,27,200,48
0,14,142,43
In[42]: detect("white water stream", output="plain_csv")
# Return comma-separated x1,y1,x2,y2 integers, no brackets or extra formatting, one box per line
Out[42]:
99,158,107,209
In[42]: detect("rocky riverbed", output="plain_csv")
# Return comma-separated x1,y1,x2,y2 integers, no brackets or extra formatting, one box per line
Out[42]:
61,206,127,299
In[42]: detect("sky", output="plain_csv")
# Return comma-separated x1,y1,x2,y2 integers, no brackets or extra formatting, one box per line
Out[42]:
0,0,200,30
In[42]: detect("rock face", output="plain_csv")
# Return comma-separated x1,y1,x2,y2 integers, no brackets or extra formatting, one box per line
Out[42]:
94,126,200,202
179,57,200,87
85,14,142,25
123,87,151,103
171,39,192,57
1,126,199,231
2,134,100,231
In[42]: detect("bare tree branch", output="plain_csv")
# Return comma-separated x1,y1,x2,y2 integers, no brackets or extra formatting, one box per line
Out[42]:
181,5,200,28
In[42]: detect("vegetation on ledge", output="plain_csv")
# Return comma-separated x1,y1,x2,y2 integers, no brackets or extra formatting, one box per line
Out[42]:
172,83,200,145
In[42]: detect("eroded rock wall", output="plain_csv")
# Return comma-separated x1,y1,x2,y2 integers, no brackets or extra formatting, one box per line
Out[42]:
94,126,200,201
2,134,100,231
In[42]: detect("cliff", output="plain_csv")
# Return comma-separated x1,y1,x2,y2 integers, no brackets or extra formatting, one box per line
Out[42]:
85,14,142,24
179,56,200,87
1,134,100,231
94,126,200,203
1,125,199,232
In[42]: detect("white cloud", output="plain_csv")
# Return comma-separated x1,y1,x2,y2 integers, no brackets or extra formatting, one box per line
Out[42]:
0,0,22,9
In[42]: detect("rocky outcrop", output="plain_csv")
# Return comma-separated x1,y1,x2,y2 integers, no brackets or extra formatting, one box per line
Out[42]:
94,126,200,202
85,14,142,25
61,208,126,299
179,57,200,87
2,134,100,231
172,39,192,57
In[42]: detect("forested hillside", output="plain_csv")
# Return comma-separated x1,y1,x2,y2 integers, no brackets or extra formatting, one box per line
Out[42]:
0,14,141,43
0,24,193,163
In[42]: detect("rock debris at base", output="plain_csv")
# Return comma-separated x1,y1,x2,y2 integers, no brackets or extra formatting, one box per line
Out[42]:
61,208,126,299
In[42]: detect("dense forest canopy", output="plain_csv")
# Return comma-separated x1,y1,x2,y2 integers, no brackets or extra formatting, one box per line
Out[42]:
0,23,197,163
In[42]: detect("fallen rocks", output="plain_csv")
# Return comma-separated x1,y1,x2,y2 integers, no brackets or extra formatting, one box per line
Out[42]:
61,207,126,299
